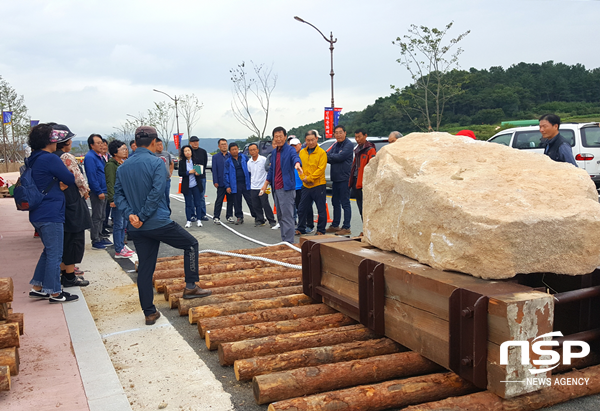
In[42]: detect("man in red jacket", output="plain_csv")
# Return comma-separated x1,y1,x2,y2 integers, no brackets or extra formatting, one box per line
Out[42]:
349,129,376,221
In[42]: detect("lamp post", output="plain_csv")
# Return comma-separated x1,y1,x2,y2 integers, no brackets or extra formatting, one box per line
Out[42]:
153,89,180,135
294,16,337,109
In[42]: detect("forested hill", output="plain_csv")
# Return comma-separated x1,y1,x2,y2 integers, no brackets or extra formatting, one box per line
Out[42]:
288,61,600,140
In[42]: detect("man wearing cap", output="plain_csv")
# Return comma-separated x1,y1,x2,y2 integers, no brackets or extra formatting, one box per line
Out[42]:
188,136,209,221
154,138,174,210
84,133,111,250
388,131,403,143
114,126,212,326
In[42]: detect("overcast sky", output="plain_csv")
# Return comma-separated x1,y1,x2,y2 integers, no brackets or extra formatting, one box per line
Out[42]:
1,0,599,143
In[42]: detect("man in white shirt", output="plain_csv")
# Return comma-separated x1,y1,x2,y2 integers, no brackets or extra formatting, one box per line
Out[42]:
247,143,276,227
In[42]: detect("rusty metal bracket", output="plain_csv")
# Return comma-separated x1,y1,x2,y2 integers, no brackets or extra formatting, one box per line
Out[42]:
358,259,385,335
449,288,489,390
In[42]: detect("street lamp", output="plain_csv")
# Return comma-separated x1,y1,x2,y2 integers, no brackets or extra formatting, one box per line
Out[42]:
294,16,337,109
153,89,180,135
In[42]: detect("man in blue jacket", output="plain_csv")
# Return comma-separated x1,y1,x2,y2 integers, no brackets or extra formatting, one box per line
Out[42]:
211,139,234,224
326,125,353,236
224,142,253,225
84,133,111,249
260,126,303,243
114,126,212,325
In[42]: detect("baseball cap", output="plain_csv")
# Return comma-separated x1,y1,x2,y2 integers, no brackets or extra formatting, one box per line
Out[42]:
135,126,158,139
52,124,75,143
289,138,301,145
189,136,200,142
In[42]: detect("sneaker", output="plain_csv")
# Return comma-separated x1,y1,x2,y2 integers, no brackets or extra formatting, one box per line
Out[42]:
205,201,211,206
101,228,112,236
305,227,315,234
197,220,203,227
61,276,90,287
92,242,106,250
235,218,243,225
115,249,135,259
227,216,235,223
49,291,79,304
335,228,352,236
123,245,134,253
213,218,221,225
271,223,280,230
185,221,192,228
101,238,113,246
255,221,266,227
326,226,341,233
200,216,210,221
29,289,49,299
190,216,197,222
74,268,85,276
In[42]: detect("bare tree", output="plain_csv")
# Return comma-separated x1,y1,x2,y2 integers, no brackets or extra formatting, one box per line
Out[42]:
148,101,175,151
0,76,29,170
392,22,470,131
179,94,203,140
230,61,277,139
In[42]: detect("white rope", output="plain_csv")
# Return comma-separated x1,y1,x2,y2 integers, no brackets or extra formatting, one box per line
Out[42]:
198,249,301,270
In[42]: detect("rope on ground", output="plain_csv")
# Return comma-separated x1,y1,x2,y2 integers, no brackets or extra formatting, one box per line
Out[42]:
198,249,301,270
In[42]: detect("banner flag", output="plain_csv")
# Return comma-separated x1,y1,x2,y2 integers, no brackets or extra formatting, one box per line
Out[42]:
2,111,13,124
324,107,334,139
333,108,342,126
30,120,40,127
173,133,183,150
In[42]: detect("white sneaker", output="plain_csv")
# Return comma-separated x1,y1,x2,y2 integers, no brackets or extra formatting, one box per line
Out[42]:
227,217,235,223
185,221,192,228
271,223,280,230
205,201,210,205
197,220,203,227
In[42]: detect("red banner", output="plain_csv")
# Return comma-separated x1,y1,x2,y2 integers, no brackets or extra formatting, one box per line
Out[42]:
324,108,334,139
173,133,183,150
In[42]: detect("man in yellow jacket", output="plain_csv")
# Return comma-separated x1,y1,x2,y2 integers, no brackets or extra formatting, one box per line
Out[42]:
295,130,328,236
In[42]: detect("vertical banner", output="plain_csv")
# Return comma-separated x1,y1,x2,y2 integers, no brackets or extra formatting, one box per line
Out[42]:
173,133,183,150
2,111,13,124
324,107,334,139
333,108,342,126
30,120,40,127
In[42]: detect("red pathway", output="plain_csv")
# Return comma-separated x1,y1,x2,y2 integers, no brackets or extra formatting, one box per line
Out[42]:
0,196,89,410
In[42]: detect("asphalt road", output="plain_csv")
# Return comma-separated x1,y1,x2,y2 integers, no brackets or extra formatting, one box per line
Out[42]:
109,171,600,411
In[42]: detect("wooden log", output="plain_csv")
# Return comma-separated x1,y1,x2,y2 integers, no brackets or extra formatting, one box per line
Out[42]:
0,347,19,376
0,323,19,349
154,267,299,292
165,277,302,302
267,372,477,410
178,286,303,316
0,365,10,391
404,364,600,411
189,294,313,325
156,249,300,271
218,324,378,366
153,257,301,281
0,303,8,321
206,313,356,350
234,338,403,381
0,313,24,335
254,351,445,404
199,304,338,338
0,278,13,303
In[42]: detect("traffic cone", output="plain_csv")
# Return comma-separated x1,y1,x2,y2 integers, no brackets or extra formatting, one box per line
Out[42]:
177,177,182,194
224,195,228,203
273,204,276,214
314,204,333,223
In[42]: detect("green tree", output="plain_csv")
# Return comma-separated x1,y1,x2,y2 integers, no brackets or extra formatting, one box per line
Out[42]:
392,22,470,131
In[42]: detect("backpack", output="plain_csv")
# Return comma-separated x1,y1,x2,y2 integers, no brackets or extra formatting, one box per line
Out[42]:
14,155,57,211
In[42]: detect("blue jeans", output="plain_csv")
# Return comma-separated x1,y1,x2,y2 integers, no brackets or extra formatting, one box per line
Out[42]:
331,181,351,229
30,221,64,294
111,206,128,253
184,184,204,221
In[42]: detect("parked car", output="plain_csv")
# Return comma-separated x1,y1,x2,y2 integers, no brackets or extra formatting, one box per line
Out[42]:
487,122,600,187
242,140,274,157
322,137,390,188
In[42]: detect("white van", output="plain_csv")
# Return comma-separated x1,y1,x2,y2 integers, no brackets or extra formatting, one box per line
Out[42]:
488,123,600,187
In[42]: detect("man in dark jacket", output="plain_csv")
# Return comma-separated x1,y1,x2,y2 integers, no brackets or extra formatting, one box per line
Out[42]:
350,129,376,221
188,136,209,221
260,126,303,243
326,125,353,235
114,126,212,325
540,114,577,167
211,139,234,224
224,143,252,225
84,133,111,249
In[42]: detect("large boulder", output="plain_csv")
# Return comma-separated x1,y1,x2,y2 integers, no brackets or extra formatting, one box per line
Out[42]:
362,132,600,279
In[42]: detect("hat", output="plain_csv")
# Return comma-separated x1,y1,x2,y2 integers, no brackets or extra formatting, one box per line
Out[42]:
52,124,75,143
135,126,158,139
456,130,476,140
189,136,200,142
289,138,301,145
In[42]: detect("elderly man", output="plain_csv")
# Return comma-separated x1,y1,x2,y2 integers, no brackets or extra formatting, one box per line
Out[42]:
290,137,313,234
114,126,212,326
154,138,174,210
539,114,577,166
188,136,209,222
260,126,303,243
212,139,234,224
350,129,377,221
247,143,276,227
326,125,353,236
388,131,402,143
84,133,110,249
296,131,328,236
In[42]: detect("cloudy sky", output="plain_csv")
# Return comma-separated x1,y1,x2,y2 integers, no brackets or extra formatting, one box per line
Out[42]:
1,0,599,142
